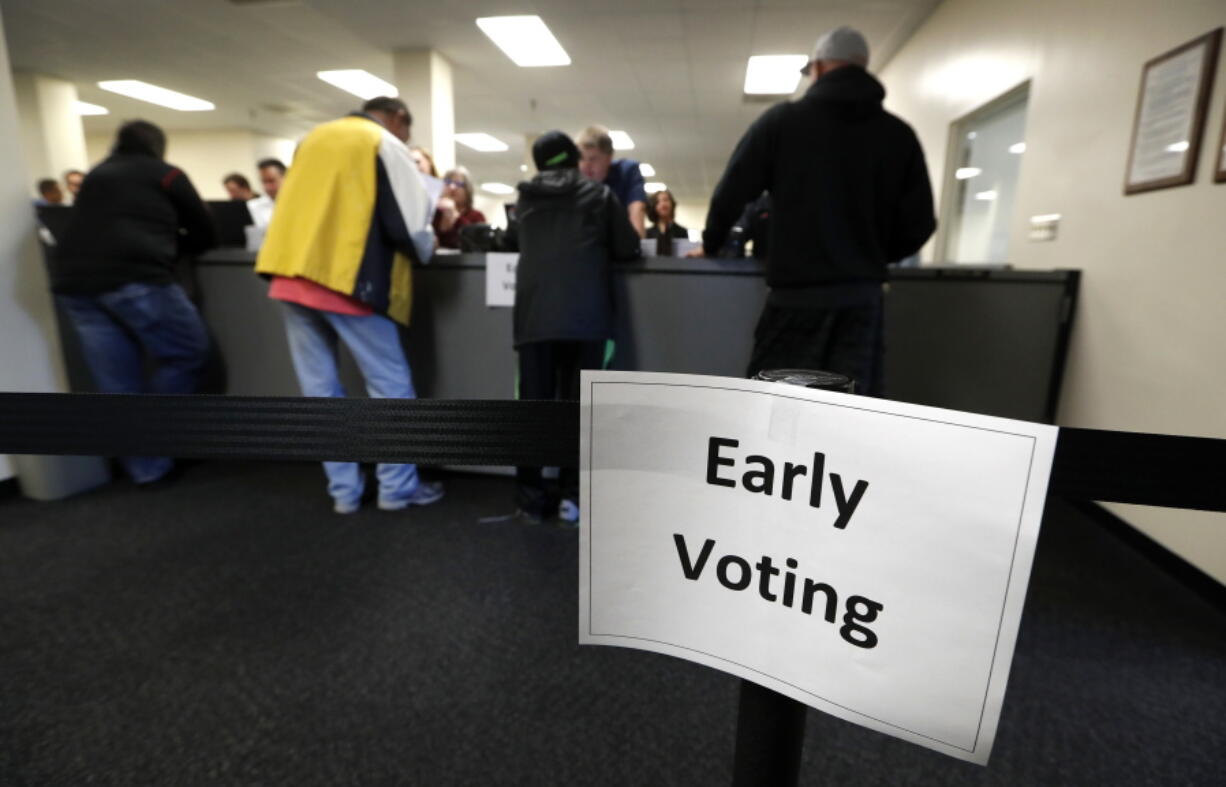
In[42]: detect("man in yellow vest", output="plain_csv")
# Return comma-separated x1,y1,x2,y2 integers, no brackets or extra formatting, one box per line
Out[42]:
256,96,442,514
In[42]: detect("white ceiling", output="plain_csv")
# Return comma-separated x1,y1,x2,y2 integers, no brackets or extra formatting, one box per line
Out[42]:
1,0,940,201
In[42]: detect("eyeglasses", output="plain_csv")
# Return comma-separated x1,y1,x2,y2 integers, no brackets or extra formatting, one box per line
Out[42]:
444,179,467,187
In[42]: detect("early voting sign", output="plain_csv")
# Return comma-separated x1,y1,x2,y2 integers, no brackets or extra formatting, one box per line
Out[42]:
579,371,1057,764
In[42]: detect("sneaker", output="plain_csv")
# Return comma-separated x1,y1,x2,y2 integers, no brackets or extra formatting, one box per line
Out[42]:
558,499,580,525
378,481,445,511
334,498,362,515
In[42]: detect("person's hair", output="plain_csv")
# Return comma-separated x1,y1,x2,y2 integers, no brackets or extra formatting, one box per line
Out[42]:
442,166,474,210
410,146,438,177
223,173,253,192
647,189,677,224
37,178,59,196
362,96,411,126
257,158,286,174
62,169,84,180
112,120,166,159
577,124,614,156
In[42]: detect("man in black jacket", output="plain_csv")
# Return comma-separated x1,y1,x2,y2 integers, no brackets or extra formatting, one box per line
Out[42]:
700,26,936,395
512,130,641,525
50,120,216,484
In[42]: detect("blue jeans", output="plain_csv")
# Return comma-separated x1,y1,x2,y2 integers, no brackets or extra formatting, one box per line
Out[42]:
56,282,210,483
279,302,421,508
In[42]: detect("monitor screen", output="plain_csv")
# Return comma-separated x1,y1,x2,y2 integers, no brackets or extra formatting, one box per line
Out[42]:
206,200,253,248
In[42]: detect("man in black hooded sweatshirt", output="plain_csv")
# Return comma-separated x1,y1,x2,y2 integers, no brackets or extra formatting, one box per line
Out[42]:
512,130,641,525
700,26,936,396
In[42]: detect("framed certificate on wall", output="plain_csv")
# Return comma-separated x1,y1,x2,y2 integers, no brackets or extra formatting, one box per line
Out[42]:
1216,101,1226,183
1124,28,1222,194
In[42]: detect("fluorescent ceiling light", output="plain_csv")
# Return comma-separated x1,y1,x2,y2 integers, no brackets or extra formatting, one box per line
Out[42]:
974,190,998,201
743,55,808,95
608,130,634,150
645,182,667,193
1029,213,1062,224
639,163,656,177
455,133,509,152
1165,140,1189,153
481,182,515,195
317,70,397,100
1009,142,1026,154
97,80,214,111
955,167,982,180
73,100,109,116
476,16,571,67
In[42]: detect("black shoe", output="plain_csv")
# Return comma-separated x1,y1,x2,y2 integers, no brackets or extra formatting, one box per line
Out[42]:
513,508,545,526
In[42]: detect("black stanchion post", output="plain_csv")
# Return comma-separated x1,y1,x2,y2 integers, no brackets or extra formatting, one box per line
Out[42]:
731,368,856,787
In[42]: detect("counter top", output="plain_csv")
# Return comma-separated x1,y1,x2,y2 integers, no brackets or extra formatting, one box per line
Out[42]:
198,247,766,276
197,248,1073,282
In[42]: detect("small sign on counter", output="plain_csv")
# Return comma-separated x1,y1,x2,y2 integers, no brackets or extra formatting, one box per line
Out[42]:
484,252,519,308
640,238,700,257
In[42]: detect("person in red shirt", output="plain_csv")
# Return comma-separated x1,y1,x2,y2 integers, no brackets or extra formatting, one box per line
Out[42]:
433,166,486,249
256,96,443,514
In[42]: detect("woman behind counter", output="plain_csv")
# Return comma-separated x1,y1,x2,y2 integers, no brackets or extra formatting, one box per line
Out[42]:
433,166,487,249
645,188,688,255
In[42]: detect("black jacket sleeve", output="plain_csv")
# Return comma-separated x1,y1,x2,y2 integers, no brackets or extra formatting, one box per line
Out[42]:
606,189,643,262
702,106,778,255
164,168,217,255
885,133,937,261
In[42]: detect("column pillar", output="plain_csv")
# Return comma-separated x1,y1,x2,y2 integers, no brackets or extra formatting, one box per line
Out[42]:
12,71,88,193
392,50,455,173
0,8,108,496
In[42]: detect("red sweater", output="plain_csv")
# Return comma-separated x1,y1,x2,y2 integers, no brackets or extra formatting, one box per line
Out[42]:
433,207,486,249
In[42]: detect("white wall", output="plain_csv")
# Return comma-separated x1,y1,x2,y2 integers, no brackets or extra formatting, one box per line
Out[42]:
86,129,298,201
471,192,509,230
673,200,709,242
0,13,71,480
880,0,1226,582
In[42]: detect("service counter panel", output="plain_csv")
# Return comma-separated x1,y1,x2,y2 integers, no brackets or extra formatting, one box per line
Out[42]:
181,252,1076,423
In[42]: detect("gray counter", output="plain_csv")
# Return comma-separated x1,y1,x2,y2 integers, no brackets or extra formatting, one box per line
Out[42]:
193,251,769,400
185,252,1077,423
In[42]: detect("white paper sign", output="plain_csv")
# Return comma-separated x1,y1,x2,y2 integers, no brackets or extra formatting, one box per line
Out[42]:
579,371,1057,764
484,252,519,308
640,238,700,257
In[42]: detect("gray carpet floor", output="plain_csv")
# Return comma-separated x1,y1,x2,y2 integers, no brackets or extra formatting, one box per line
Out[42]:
0,461,1223,786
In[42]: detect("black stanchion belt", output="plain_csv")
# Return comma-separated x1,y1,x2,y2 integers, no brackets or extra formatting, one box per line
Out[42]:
0,393,1224,513
0,394,576,468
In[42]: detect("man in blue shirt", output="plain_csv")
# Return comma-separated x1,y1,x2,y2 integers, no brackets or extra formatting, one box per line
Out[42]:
578,125,647,238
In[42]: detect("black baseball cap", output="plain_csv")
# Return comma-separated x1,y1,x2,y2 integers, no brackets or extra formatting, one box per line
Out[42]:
532,130,580,171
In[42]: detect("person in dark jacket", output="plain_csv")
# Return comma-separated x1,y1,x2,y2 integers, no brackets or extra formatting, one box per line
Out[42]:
512,130,641,525
699,26,936,395
50,119,216,484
